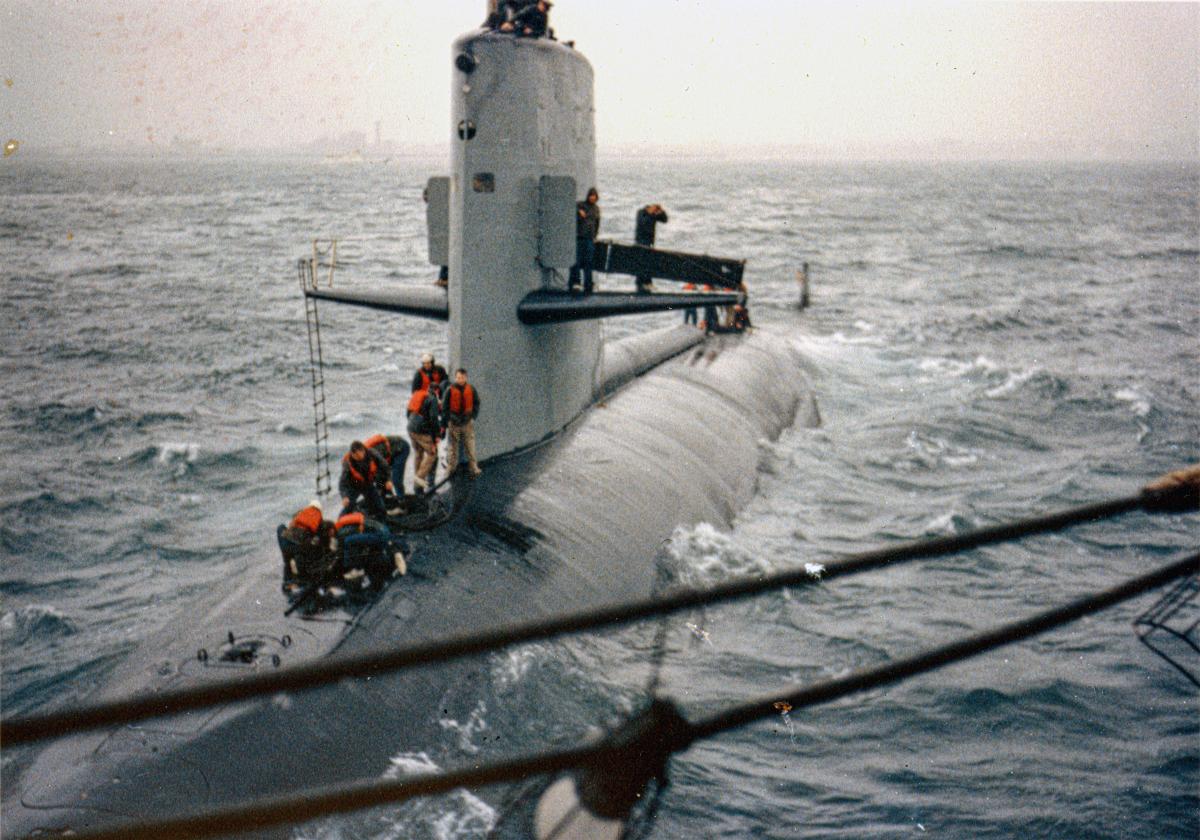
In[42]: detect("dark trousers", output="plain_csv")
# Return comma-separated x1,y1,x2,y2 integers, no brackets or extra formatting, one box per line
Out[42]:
341,484,388,520
684,307,698,324
570,237,595,293
388,442,410,495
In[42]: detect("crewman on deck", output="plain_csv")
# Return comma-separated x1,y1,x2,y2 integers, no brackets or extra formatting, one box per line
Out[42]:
278,500,335,587
411,353,449,394
442,368,483,479
682,281,699,325
365,433,410,499
633,203,669,293
513,0,552,37
569,187,601,294
334,511,408,583
701,284,720,335
407,382,443,492
339,441,393,519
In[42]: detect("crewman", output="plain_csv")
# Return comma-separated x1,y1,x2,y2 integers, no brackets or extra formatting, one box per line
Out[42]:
569,187,601,294
441,367,482,479
731,303,752,332
513,0,552,37
701,284,720,335
407,382,443,492
633,203,669,293
278,499,335,587
339,441,393,519
364,433,410,499
682,281,699,325
411,352,449,394
333,511,408,583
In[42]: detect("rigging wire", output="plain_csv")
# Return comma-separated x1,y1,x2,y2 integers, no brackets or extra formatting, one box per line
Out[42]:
2,470,1196,747
68,551,1200,840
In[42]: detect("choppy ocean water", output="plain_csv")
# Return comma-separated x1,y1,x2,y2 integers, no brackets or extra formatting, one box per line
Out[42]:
1,154,1197,839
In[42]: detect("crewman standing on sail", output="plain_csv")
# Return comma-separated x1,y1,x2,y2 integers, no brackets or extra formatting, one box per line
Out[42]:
569,187,601,294
442,368,483,479
633,203,669,293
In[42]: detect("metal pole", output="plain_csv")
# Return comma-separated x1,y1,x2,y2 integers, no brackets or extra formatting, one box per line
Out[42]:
798,262,810,310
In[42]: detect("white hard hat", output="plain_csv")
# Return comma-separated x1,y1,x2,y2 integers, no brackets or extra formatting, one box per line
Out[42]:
309,499,322,513
421,353,433,363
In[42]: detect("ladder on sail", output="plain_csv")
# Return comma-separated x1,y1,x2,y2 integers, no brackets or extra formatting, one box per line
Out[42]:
297,242,338,497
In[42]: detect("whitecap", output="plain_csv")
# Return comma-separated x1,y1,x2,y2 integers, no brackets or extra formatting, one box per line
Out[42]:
383,751,442,780
327,412,366,427
156,442,199,464
1114,388,1151,417
431,791,497,840
664,522,773,587
1,604,76,644
491,644,543,694
984,366,1039,398
438,700,489,755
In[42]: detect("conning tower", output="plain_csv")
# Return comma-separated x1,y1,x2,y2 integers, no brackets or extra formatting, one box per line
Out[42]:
446,32,599,459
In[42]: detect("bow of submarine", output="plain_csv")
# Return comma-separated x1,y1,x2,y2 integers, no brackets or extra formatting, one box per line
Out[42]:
2,329,819,838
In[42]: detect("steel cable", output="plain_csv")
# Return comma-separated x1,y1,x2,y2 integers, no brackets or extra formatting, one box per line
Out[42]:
69,551,1199,840
3,472,1195,747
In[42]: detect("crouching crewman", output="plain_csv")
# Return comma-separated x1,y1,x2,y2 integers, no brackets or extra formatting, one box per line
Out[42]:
334,511,409,584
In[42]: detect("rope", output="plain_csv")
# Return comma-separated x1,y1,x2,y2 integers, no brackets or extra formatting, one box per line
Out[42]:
68,551,1199,840
3,469,1196,746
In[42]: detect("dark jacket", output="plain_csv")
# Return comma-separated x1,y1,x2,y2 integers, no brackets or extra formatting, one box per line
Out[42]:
368,435,407,466
442,382,481,425
407,391,442,437
411,364,448,393
576,199,601,240
338,449,388,498
634,205,669,246
513,4,547,37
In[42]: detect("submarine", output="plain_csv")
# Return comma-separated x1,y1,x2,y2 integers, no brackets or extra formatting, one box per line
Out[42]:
1,7,819,838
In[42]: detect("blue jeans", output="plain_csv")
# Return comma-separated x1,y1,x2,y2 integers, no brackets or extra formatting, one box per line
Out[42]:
389,441,410,494
570,237,595,293
684,307,697,324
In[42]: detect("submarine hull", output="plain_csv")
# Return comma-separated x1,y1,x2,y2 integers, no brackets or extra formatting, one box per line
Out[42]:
3,329,818,837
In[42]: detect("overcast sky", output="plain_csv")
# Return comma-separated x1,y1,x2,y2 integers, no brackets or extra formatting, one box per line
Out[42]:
2,1,1197,159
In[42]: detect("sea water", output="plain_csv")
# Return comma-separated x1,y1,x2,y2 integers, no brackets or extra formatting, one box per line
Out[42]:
1,154,1196,839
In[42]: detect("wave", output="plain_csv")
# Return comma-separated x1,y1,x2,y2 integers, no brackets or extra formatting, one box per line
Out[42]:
1114,387,1152,418
1,604,77,645
67,263,145,279
120,442,261,478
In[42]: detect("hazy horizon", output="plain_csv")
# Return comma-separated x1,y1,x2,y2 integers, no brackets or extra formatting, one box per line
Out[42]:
3,1,1197,163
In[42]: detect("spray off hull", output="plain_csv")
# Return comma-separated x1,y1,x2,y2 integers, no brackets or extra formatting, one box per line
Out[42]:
3,328,819,837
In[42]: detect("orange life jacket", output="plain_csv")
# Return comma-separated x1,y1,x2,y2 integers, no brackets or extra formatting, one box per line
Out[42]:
416,367,445,392
407,390,427,414
342,452,377,485
446,383,476,418
683,282,696,291
364,433,390,459
335,512,364,531
290,505,322,534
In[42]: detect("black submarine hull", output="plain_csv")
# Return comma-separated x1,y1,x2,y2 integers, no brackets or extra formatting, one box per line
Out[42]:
3,329,818,837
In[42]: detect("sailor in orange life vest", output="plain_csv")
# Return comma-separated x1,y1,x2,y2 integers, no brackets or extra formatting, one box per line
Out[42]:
277,500,336,587
411,352,448,394
407,381,443,492
364,433,410,498
338,440,393,519
441,368,482,479
333,511,408,582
